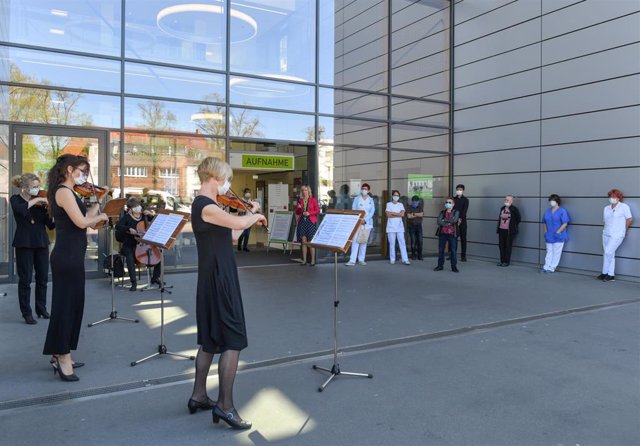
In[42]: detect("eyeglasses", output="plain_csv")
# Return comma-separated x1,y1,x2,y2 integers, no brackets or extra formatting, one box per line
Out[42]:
446,201,454,204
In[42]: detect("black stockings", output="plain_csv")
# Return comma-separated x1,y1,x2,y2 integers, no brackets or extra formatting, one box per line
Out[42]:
191,347,213,402
190,347,240,410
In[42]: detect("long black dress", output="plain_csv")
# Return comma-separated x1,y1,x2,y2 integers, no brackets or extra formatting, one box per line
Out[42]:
192,195,248,354
43,186,87,355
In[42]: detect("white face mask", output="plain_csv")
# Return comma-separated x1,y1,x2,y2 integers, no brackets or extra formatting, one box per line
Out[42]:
218,179,231,195
29,187,40,196
392,195,399,202
361,189,369,196
504,201,511,207
549,200,557,207
244,193,251,199
74,172,87,185
132,206,142,213
456,190,463,196
609,197,618,205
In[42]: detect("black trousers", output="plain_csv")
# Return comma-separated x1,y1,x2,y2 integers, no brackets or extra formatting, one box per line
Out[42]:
237,227,251,250
438,234,457,267
408,224,423,259
121,244,160,283
498,229,516,264
458,219,467,257
15,247,49,317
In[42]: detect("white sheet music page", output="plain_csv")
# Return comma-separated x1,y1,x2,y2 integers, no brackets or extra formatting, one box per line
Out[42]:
311,213,360,248
142,213,185,246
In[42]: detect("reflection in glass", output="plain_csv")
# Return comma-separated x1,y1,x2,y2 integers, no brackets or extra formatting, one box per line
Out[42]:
0,125,8,278
125,63,225,103
229,108,314,142
125,98,226,136
0,46,121,93
117,132,225,269
230,0,315,82
0,0,121,56
319,88,387,119
318,1,335,85
230,75,314,112
1,86,120,128
125,0,226,70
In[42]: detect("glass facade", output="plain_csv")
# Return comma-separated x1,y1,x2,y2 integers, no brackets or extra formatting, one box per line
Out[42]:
0,0,451,277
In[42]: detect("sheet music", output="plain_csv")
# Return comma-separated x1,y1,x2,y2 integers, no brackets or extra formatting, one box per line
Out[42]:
311,214,361,248
142,213,185,246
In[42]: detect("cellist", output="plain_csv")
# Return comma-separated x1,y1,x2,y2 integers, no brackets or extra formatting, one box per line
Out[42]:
115,197,162,291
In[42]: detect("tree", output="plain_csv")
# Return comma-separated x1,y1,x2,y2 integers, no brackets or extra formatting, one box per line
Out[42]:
136,100,177,189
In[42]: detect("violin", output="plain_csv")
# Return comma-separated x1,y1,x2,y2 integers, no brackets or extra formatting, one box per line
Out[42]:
30,190,49,207
134,212,162,266
73,182,109,201
217,189,267,228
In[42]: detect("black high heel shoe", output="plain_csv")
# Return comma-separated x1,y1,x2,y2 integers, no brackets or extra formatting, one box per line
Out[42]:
212,405,251,430
36,310,50,319
187,397,216,414
52,358,79,382
50,357,84,369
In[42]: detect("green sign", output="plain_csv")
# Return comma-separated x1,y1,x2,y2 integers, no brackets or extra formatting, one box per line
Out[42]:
241,154,294,170
408,174,433,199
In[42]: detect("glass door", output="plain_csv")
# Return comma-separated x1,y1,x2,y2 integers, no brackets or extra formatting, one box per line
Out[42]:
10,126,109,279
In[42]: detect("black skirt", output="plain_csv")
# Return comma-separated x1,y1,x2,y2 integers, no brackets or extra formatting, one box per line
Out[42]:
296,217,317,242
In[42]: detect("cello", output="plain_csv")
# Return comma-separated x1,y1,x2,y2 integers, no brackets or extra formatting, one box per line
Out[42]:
134,211,161,266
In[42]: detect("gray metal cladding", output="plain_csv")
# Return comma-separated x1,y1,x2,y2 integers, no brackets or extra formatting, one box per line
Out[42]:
453,0,640,277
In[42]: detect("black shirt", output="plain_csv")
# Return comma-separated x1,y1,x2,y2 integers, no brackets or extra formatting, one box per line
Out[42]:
10,194,55,248
115,213,149,248
453,195,469,220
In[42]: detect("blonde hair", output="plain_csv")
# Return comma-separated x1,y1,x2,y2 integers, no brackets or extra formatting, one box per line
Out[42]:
12,173,40,190
301,184,312,197
197,157,232,183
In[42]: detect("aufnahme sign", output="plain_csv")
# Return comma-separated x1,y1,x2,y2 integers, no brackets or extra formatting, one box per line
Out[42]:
230,153,295,170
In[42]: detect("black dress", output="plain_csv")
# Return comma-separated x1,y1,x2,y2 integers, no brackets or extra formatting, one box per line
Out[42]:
192,196,248,354
43,186,87,355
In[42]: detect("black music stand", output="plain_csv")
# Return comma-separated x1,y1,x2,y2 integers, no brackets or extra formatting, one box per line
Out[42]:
308,210,373,392
131,210,195,366
89,199,139,327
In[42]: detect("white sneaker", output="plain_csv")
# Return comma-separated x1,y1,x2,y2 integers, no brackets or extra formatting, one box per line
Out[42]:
358,261,367,266
402,260,411,265
390,261,395,265
345,261,356,266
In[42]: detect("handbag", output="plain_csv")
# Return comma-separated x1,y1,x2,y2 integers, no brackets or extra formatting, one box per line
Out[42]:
356,227,371,244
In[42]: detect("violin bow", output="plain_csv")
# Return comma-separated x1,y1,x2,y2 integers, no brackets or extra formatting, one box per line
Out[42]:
228,188,255,215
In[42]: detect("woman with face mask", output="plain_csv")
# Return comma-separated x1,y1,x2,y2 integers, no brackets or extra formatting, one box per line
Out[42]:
236,188,253,252
43,155,109,382
434,198,460,272
295,185,320,266
10,173,55,324
346,183,375,266
598,189,633,282
188,157,266,429
115,197,161,291
385,190,410,265
541,194,570,273
496,195,521,267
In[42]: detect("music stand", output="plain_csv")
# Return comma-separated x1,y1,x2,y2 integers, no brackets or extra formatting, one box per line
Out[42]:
308,209,373,392
88,199,139,327
131,209,195,366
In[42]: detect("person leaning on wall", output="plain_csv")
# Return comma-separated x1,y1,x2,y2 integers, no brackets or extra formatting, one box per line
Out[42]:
496,195,521,267
541,194,570,273
597,189,633,282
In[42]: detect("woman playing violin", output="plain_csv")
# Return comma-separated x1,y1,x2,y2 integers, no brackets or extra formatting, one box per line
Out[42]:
115,197,162,292
10,173,55,324
188,157,266,429
43,155,109,382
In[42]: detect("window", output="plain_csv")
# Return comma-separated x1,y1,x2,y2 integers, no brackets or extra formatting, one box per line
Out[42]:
119,166,148,177
159,168,179,178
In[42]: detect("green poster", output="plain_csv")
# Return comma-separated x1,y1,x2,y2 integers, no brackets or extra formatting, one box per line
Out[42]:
408,174,433,199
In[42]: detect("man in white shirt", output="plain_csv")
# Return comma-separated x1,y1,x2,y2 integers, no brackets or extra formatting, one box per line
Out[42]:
598,189,633,282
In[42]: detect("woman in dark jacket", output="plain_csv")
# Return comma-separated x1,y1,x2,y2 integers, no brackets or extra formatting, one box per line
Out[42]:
496,195,521,267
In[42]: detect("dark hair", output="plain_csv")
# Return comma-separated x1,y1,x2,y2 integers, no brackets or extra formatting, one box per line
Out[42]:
391,190,400,197
361,183,370,191
548,194,561,205
607,189,624,201
243,188,251,194
411,195,420,201
127,197,142,208
455,184,465,190
47,154,89,216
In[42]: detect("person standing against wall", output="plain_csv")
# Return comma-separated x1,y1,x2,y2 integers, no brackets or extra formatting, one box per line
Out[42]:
496,195,521,267
597,189,633,282
386,190,410,265
453,184,469,262
541,194,570,273
434,198,459,272
346,183,375,266
406,195,424,260
10,173,55,324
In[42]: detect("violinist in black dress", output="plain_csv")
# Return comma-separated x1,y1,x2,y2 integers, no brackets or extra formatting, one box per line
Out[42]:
10,173,54,324
188,157,266,429
43,155,108,382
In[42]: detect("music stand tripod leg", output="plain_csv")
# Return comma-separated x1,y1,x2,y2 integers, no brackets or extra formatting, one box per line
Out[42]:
312,252,372,392
88,225,140,327
131,248,195,366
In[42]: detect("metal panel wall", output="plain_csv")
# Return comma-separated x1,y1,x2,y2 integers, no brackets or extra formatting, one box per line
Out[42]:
453,0,640,278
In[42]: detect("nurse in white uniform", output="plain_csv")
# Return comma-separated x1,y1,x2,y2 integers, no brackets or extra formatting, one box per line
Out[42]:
598,189,633,282
346,183,375,266
386,190,410,265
